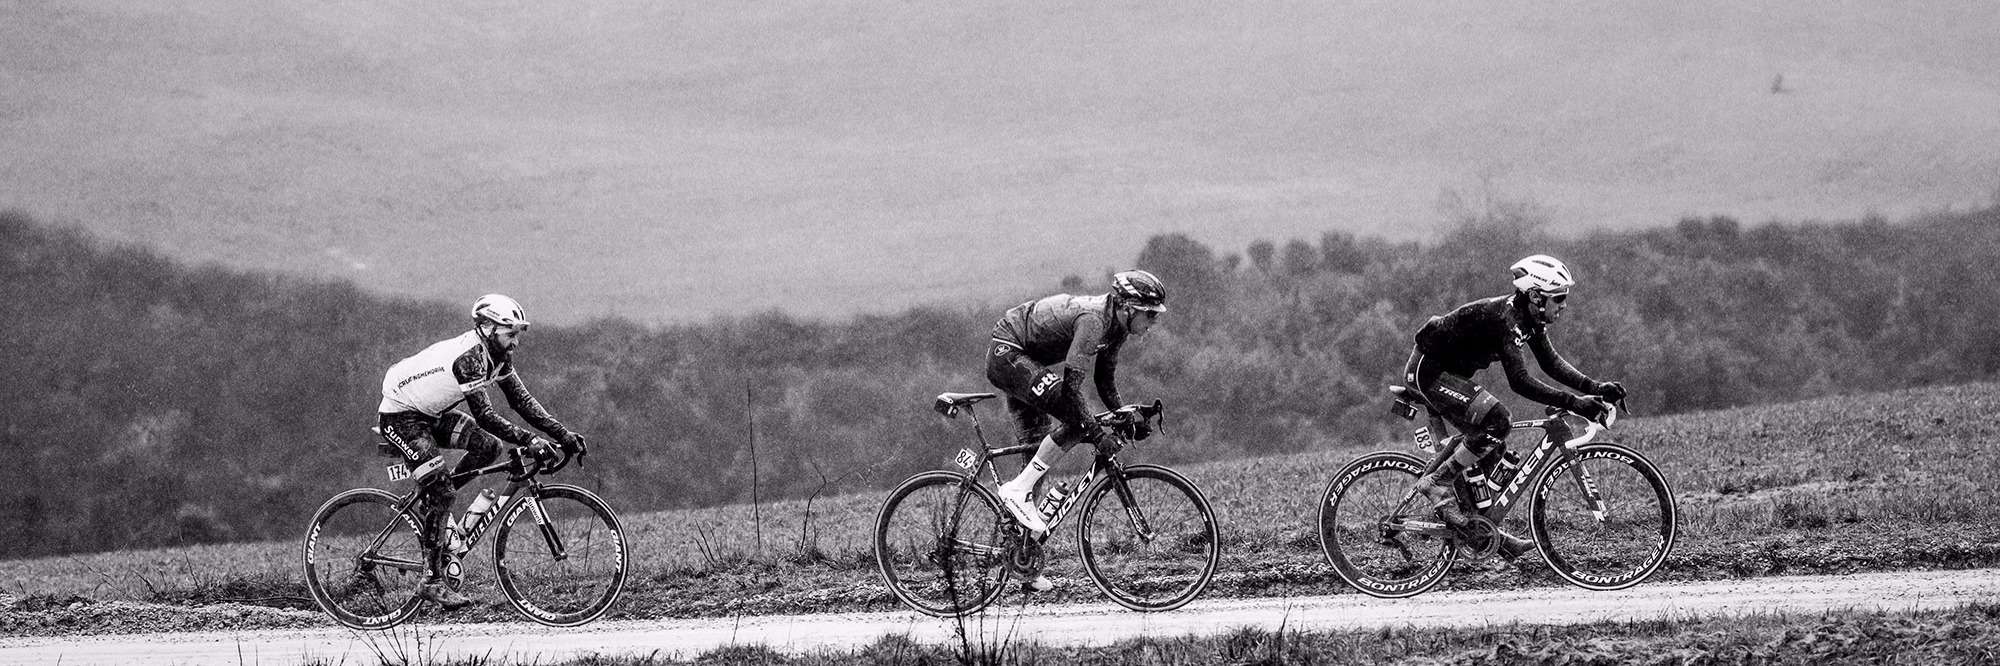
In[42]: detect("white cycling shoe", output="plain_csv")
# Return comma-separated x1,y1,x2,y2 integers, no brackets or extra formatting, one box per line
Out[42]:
995,483,1049,535
1021,574,1053,593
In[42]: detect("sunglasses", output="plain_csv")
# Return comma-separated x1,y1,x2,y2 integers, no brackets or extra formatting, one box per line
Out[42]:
1536,292,1569,304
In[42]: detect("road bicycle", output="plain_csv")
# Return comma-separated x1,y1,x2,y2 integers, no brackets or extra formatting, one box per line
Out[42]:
1317,385,1676,598
302,433,628,629
873,393,1220,617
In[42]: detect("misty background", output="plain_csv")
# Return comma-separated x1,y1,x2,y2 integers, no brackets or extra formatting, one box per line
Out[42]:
5,1,1997,321
5,1,2000,557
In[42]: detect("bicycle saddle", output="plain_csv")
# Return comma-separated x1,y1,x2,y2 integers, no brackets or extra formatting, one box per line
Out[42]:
1386,385,1434,420
933,392,998,416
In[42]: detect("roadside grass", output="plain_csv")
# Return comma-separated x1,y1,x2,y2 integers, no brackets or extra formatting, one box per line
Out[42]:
291,603,2000,665
7,382,2000,629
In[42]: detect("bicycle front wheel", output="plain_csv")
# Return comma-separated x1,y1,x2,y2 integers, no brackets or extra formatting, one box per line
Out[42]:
302,488,426,630
873,471,1012,617
1529,443,1677,591
1318,451,1456,598
492,484,629,627
1077,464,1219,611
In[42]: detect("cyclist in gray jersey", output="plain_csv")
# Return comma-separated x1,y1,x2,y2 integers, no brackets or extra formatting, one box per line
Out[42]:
375,294,588,610
987,270,1166,591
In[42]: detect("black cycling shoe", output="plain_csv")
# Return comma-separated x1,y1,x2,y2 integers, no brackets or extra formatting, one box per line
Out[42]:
1416,467,1470,528
1494,531,1535,561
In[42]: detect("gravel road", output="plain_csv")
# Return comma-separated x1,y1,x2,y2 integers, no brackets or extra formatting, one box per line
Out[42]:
4,569,1997,665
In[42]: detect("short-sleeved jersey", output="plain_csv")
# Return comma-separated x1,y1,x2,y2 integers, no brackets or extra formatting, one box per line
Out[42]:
991,293,1129,409
378,331,509,416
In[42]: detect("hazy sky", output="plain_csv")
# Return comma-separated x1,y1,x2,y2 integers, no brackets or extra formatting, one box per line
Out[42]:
5,0,1997,323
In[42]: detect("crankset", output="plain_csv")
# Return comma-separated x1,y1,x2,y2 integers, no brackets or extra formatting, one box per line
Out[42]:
1452,514,1500,559
1004,534,1045,576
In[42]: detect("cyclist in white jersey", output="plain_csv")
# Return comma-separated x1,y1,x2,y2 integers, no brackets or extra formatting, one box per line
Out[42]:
376,294,587,610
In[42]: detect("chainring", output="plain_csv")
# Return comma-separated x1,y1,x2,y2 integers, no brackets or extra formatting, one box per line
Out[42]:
1455,514,1500,559
1005,534,1045,576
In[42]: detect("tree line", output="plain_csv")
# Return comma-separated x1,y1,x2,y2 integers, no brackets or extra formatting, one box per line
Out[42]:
3,202,1996,557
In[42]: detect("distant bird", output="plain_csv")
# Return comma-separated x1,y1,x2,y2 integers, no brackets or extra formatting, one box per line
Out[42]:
1770,74,1789,94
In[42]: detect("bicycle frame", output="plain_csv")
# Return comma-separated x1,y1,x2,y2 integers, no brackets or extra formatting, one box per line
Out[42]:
1399,411,1611,537
358,447,576,575
944,400,1150,543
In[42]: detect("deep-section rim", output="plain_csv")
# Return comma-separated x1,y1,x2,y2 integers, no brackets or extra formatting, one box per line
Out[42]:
302,487,425,630
1317,450,1457,599
491,484,629,627
1529,442,1677,591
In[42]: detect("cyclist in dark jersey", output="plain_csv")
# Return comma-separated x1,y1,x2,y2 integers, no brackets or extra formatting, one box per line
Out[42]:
1406,255,1624,560
375,294,588,610
987,270,1166,590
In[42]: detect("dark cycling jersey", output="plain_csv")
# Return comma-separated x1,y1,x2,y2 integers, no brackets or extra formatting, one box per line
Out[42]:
991,293,1129,410
1413,294,1595,409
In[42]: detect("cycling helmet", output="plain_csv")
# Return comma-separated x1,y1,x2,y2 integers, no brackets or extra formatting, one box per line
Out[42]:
471,294,530,329
1509,255,1574,295
1110,270,1168,312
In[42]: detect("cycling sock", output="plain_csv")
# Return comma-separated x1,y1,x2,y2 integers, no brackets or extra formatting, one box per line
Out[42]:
1003,435,1062,491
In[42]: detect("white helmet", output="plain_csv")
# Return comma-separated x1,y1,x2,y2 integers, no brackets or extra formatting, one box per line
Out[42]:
1509,255,1574,295
471,294,530,329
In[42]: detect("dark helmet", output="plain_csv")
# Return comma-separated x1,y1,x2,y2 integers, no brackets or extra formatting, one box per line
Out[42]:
1110,270,1167,312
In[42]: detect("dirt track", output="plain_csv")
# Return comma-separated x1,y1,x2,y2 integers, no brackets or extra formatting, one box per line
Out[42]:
4,569,1997,665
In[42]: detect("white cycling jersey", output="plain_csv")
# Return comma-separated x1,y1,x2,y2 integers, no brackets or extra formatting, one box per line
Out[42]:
378,331,511,415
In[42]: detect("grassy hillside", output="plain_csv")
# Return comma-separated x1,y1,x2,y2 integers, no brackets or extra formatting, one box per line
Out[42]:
7,380,1998,633
12,205,2000,560
4,1,1997,321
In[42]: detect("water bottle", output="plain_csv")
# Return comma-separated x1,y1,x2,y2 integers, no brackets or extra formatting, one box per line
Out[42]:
1040,481,1072,519
446,527,468,556
1491,451,1522,490
460,489,497,534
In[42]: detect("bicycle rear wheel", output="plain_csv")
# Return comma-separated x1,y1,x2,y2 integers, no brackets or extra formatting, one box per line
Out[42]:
1076,464,1219,611
302,488,426,629
1318,451,1456,598
873,470,1012,617
492,484,629,627
1529,443,1677,590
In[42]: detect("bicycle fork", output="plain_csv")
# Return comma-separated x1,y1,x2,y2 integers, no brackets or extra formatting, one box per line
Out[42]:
1561,448,1610,522
516,484,574,562
1100,467,1158,543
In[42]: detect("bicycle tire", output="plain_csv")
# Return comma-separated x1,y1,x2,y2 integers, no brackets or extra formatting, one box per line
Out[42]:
1318,451,1456,598
302,488,427,629
1529,442,1677,591
492,484,629,627
873,470,1012,617
1076,464,1219,611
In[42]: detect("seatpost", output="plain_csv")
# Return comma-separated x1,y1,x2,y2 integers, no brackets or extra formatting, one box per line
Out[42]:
965,405,994,450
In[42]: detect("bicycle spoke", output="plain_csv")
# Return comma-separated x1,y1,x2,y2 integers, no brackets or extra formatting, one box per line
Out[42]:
302,489,426,629
1079,466,1218,611
494,486,628,627
1319,452,1454,598
874,472,1010,617
1532,444,1676,590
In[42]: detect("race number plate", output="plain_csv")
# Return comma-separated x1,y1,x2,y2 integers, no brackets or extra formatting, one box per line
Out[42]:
1413,426,1435,453
954,448,977,470
385,464,410,482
